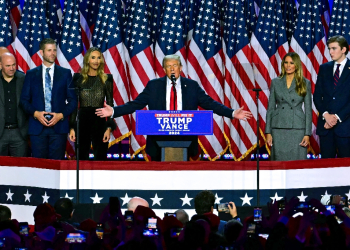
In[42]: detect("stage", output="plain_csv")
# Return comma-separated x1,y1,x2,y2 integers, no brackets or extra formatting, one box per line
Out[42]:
0,156,349,224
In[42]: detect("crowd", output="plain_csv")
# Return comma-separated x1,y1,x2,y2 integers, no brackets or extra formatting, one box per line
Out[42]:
0,190,349,250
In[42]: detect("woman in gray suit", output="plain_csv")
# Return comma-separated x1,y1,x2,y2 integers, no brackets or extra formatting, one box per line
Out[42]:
265,52,312,161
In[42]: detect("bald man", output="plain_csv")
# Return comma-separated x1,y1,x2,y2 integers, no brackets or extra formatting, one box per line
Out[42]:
0,47,10,70
127,197,149,212
0,53,28,157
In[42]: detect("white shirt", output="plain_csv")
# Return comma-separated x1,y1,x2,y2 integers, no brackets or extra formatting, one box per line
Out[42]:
166,76,182,110
42,64,55,95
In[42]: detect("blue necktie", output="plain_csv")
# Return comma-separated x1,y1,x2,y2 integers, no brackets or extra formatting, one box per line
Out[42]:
45,68,52,112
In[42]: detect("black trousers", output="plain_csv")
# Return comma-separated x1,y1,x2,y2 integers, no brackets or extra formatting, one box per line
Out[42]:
319,129,350,158
77,107,109,161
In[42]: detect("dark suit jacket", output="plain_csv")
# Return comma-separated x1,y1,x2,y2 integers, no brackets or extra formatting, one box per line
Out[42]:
0,71,28,138
113,76,234,158
265,76,312,136
314,60,350,137
20,65,77,135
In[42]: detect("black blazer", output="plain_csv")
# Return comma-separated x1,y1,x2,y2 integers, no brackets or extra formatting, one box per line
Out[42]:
314,60,350,137
113,76,234,158
0,71,28,139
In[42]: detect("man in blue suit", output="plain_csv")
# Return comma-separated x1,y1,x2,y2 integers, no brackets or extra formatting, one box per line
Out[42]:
96,55,251,160
314,35,350,158
20,38,77,159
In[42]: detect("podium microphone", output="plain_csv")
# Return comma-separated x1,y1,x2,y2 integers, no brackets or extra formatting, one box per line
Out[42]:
170,74,176,84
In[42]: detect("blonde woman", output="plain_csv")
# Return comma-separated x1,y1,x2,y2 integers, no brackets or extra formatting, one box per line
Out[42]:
69,47,115,160
265,52,312,161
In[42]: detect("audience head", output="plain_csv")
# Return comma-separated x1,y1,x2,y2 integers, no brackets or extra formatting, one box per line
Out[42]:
54,198,74,221
0,205,11,222
224,219,243,245
34,203,59,231
0,52,16,79
194,190,215,215
175,209,189,225
127,197,149,212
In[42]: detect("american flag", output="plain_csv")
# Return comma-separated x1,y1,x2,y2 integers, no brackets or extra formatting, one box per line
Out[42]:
149,0,164,45
0,0,14,53
320,0,330,38
290,0,331,155
91,0,132,147
7,0,21,39
79,0,100,50
223,0,257,160
14,0,50,72
154,0,187,78
328,0,350,51
123,0,155,159
250,0,289,147
183,0,199,44
57,0,84,73
244,0,258,38
45,0,62,43
187,0,228,160
281,0,298,43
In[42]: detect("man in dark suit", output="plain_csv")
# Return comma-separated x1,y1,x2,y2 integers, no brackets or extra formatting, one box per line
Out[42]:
0,52,28,157
314,35,350,158
96,55,251,160
20,38,77,160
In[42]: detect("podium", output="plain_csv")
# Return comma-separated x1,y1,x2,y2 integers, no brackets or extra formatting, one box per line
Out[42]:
136,110,213,161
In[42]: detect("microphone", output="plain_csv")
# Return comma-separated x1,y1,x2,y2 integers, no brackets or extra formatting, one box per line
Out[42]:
170,74,176,84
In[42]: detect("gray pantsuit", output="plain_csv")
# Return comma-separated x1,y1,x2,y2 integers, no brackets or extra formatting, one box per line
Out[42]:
265,76,312,161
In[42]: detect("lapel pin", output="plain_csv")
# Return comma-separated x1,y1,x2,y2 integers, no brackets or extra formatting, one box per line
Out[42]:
185,85,187,87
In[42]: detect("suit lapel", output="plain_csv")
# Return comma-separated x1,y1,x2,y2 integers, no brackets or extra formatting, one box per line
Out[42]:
280,76,293,106
0,74,4,104
160,76,167,110
52,65,60,96
36,65,45,103
337,59,350,89
181,76,187,110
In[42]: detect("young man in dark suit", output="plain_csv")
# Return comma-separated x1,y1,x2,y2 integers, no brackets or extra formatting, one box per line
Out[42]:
96,55,251,160
314,35,350,158
0,53,28,157
20,38,77,160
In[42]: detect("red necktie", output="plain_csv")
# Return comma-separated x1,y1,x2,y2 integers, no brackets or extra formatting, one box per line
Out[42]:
334,63,341,89
170,83,177,110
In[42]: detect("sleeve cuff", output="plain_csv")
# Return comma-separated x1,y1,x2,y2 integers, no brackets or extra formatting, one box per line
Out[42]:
232,110,235,119
335,114,342,122
322,111,328,120
111,109,114,118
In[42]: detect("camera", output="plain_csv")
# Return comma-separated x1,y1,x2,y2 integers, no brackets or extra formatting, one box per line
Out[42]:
254,207,262,222
143,217,159,237
96,223,104,240
217,202,230,213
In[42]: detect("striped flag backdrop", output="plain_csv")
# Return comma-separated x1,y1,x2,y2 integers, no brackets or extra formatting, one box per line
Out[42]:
250,0,289,151
91,0,132,145
223,0,257,160
3,0,343,160
123,0,155,158
290,0,331,155
187,0,228,160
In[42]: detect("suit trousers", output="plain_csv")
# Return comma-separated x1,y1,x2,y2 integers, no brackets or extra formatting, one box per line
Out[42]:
30,127,67,160
319,129,350,158
0,128,27,157
77,107,108,161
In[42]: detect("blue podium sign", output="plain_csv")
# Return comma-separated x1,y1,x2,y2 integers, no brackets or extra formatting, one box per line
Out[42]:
136,110,213,135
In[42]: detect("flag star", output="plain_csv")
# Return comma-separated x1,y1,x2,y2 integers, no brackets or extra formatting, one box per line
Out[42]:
297,191,308,202
121,193,132,206
6,189,14,201
150,193,163,206
345,190,350,200
24,190,32,202
321,190,332,202
180,193,193,206
90,193,103,204
270,192,283,202
42,192,50,203
214,193,223,204
61,193,74,200
240,193,253,206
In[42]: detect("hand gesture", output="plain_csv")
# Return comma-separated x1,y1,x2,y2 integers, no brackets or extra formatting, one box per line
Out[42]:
95,103,113,118
103,128,111,143
234,106,253,121
34,111,50,126
69,129,76,142
266,134,273,147
47,112,63,127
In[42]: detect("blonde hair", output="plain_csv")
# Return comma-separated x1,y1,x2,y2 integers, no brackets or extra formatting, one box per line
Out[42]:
280,52,307,97
81,47,107,84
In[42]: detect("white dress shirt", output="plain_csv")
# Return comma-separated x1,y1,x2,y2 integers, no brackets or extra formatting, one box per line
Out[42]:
166,76,182,110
